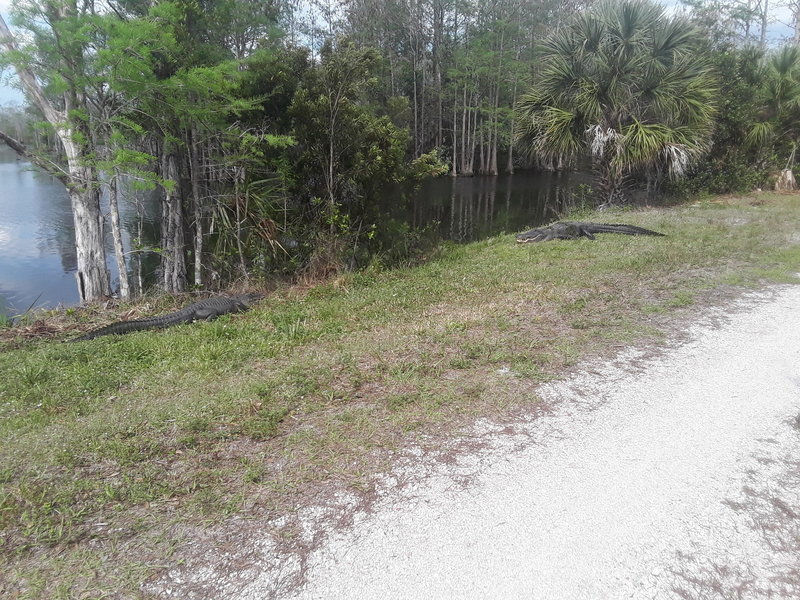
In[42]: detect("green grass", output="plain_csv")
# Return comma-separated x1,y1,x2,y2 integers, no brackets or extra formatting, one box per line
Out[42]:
2,192,800,597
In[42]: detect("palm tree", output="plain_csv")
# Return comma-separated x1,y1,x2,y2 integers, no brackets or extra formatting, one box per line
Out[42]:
746,46,800,190
516,0,717,204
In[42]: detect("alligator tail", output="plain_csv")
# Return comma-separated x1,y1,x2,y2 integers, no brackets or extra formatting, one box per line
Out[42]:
581,223,665,237
69,311,192,342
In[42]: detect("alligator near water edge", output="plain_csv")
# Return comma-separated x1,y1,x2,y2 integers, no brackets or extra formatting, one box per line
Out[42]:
515,221,665,243
69,293,263,342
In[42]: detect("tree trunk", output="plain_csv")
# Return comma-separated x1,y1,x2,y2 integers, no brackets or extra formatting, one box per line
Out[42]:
420,37,427,154
68,168,111,302
410,31,419,158
234,168,249,279
479,119,486,174
160,149,186,293
433,0,443,149
188,125,203,287
109,170,131,299
466,103,477,176
134,204,144,297
452,89,458,177
507,55,520,174
489,100,499,176
328,107,337,233
460,82,468,174
794,2,800,44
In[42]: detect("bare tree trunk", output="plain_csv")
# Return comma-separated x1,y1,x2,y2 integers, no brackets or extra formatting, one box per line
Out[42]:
188,125,203,287
479,119,486,174
69,170,111,302
760,0,769,48
134,204,144,296
421,53,427,153
109,170,130,299
433,0,444,149
460,83,468,173
793,0,800,43
467,103,477,176
389,54,396,95
410,31,419,158
452,89,458,177
489,29,503,177
507,52,520,174
160,149,186,293
234,168,249,279
327,109,337,233
489,93,499,176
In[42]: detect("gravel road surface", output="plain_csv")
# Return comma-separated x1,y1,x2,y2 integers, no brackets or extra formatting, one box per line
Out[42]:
275,285,800,600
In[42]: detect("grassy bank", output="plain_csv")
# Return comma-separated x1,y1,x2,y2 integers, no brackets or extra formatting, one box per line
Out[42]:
3,192,800,598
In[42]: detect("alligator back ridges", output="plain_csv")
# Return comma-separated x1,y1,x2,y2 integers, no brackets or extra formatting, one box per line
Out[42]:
69,293,262,342
516,221,665,243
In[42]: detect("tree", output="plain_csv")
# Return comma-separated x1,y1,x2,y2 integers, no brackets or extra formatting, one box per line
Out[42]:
516,0,718,203
746,45,800,188
289,39,407,235
0,4,111,301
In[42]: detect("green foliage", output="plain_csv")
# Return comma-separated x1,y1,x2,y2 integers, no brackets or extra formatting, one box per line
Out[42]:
516,0,718,203
408,149,450,182
288,38,409,237
745,46,800,171
677,151,767,195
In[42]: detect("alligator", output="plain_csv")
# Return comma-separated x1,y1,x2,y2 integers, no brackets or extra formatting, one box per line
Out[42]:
69,293,263,342
515,221,665,243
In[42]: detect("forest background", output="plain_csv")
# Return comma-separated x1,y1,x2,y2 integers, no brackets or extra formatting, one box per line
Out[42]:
2,0,800,303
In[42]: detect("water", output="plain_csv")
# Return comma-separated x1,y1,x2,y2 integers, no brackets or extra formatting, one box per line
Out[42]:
0,148,160,317
0,150,79,316
374,170,590,243
0,149,588,316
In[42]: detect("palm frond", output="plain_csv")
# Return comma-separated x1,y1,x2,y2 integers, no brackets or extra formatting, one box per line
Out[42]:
514,0,716,200
745,121,775,149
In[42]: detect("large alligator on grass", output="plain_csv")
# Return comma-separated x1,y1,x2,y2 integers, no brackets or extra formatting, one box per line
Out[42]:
69,294,263,342
516,221,665,243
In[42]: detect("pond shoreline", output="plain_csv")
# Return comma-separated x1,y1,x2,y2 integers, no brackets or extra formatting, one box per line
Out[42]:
0,154,589,317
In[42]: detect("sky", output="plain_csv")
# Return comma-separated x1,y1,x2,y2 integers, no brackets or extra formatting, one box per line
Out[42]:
0,0,24,106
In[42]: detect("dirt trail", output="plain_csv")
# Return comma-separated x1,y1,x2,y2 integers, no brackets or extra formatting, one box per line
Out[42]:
256,284,800,599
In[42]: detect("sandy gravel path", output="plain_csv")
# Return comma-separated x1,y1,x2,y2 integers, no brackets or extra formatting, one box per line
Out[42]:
268,284,800,600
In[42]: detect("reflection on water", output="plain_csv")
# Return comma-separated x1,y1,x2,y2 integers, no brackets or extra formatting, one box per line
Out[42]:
0,149,79,316
379,171,590,243
0,148,160,317
0,148,590,317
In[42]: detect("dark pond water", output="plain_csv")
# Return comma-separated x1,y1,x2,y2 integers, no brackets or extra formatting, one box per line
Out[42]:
0,147,588,317
0,148,160,317
378,170,590,244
